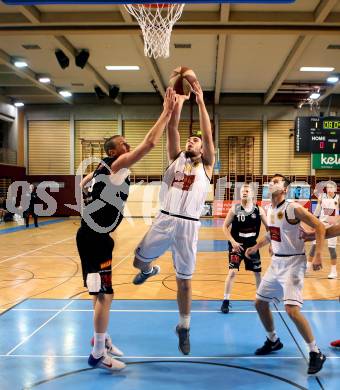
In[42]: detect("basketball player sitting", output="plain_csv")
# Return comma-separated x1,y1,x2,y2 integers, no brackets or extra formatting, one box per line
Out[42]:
77,88,176,371
246,174,327,375
132,79,215,355
307,181,339,279
221,183,268,314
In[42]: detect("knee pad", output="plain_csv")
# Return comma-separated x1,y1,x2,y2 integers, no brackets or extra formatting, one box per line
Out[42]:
86,273,101,293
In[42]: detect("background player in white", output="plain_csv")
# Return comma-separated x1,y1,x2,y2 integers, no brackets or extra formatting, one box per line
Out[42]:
246,174,326,375
77,88,176,371
307,181,339,279
132,80,215,355
221,183,267,313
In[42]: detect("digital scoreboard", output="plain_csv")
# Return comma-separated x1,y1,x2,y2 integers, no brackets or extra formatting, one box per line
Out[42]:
295,117,340,153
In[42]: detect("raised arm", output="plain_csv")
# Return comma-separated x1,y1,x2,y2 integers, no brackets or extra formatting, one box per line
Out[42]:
110,88,176,173
313,196,322,217
192,80,215,170
167,94,189,163
80,171,94,189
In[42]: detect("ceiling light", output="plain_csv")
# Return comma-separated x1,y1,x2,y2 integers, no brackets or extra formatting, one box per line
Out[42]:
327,75,339,84
300,67,334,72
59,90,72,98
309,92,321,99
105,65,140,71
14,102,24,107
38,76,51,84
14,60,28,68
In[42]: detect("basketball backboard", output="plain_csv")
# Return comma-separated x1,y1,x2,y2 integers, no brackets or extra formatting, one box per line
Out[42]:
3,1,297,5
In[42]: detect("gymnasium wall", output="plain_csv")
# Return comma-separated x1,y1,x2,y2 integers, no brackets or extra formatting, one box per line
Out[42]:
3,103,339,216
267,121,310,175
23,103,339,178
0,101,19,166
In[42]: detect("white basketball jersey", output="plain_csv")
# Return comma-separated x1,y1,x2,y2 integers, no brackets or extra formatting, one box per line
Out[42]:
267,201,305,255
160,152,210,219
319,193,339,223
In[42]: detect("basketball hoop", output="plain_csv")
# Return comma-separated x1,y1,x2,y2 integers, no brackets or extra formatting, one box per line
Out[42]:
124,3,185,59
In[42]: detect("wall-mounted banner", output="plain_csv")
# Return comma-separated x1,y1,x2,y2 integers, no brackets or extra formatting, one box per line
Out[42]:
312,153,340,170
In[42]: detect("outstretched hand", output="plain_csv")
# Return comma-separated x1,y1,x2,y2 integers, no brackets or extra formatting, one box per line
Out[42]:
298,223,316,242
191,80,204,105
163,87,177,115
245,246,257,258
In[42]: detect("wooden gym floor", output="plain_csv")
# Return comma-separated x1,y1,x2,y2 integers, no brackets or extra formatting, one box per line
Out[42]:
0,217,339,314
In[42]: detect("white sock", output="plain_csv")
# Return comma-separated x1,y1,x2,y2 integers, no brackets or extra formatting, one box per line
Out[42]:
92,332,106,358
179,314,191,329
331,265,337,274
224,294,230,300
307,340,319,353
306,262,312,270
267,330,278,342
142,266,153,275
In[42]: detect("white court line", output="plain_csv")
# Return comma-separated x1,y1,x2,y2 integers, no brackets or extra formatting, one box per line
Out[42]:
0,354,339,359
4,252,133,355
0,237,74,265
4,251,133,355
111,252,132,270
10,309,340,313
5,300,74,356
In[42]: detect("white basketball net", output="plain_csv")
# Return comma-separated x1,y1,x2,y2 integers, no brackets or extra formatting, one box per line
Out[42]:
124,3,185,59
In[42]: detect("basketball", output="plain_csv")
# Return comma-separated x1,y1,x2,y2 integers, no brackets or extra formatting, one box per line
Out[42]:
169,66,197,95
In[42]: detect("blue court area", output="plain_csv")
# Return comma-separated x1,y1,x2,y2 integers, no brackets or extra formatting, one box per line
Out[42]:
0,218,67,235
0,299,338,390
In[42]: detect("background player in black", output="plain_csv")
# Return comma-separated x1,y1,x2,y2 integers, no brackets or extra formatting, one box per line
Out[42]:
77,88,176,371
24,184,39,228
221,184,268,313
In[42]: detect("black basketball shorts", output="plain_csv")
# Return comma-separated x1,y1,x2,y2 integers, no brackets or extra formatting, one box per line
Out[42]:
76,226,114,295
228,243,261,273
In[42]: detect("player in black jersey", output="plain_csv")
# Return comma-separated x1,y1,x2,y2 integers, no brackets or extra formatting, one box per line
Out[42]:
221,184,268,313
76,88,176,371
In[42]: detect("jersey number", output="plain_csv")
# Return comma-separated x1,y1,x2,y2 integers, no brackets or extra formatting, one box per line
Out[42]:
237,213,245,222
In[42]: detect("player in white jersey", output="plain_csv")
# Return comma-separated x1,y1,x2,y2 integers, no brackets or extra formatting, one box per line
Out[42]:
300,217,340,351
132,80,215,355
307,181,339,279
246,174,327,375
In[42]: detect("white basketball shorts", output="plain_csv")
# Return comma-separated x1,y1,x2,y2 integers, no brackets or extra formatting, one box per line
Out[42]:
256,254,307,307
135,212,201,279
312,236,337,248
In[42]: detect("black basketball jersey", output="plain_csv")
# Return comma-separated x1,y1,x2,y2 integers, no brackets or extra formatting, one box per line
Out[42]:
81,156,130,233
230,203,261,245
